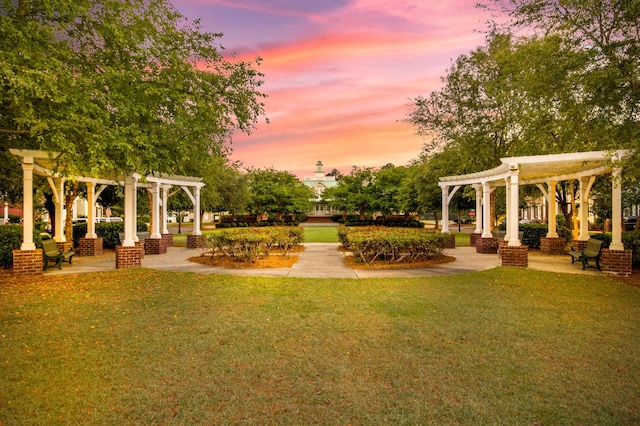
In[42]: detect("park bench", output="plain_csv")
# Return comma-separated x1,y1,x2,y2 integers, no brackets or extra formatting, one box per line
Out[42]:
568,238,604,270
38,238,75,270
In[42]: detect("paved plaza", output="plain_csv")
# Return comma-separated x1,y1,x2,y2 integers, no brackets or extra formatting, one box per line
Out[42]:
44,243,603,278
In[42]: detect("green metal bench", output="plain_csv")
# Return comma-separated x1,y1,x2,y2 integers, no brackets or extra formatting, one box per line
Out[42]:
568,238,604,270
38,239,75,270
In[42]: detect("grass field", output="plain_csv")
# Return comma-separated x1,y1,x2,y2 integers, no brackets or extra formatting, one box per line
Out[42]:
1,268,639,424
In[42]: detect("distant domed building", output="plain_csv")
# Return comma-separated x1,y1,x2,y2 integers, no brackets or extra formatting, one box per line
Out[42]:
303,160,339,217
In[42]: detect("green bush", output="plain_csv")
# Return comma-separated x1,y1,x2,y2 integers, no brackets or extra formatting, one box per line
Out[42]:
344,219,423,228
207,227,304,262
73,221,148,248
590,231,640,267
0,225,43,268
623,231,640,267
496,224,571,248
339,226,449,265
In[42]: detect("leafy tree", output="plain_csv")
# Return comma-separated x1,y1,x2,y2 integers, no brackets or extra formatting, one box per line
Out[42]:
246,168,313,222
167,189,192,234
370,164,409,217
0,0,266,179
482,0,640,175
201,159,250,218
323,166,377,220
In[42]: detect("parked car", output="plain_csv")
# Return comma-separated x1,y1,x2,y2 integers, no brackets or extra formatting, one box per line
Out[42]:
95,217,123,223
624,216,638,231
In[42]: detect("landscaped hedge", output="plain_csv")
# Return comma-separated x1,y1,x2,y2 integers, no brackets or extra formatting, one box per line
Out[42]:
207,227,304,262
216,220,301,228
72,221,148,248
338,226,449,265
498,223,572,249
591,231,640,267
0,225,43,268
344,220,424,228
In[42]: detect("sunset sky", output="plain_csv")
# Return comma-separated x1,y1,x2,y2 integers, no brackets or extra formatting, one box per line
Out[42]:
170,0,491,178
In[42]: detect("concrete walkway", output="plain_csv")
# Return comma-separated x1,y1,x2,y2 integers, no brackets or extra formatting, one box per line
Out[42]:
43,243,602,278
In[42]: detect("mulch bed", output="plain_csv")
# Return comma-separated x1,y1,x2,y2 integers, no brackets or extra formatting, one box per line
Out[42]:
189,254,299,269
344,254,456,270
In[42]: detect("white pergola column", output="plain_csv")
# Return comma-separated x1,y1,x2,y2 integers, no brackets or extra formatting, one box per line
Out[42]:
473,184,482,234
193,185,202,236
161,185,170,234
122,174,138,247
47,177,66,243
85,182,97,238
482,181,492,238
547,181,558,238
20,158,36,251
611,167,624,251
3,201,8,224
441,185,450,233
579,176,594,241
150,182,162,239
508,167,521,247
504,177,511,241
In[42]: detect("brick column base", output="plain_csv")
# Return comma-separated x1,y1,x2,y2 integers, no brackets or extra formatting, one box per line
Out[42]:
145,237,167,255
162,233,173,247
601,248,633,277
187,234,206,249
78,238,103,256
12,249,43,276
116,245,143,269
476,237,498,254
470,233,482,247
570,239,587,252
501,245,528,267
135,241,145,259
56,241,74,252
540,237,566,255
497,239,508,259
443,233,455,249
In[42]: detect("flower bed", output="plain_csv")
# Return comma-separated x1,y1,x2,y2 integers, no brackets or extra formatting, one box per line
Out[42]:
206,227,304,263
338,226,450,265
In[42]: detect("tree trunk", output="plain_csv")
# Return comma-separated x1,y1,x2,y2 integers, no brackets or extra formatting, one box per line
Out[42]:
64,181,79,245
146,189,154,233
570,185,579,238
432,209,439,230
557,182,573,230
44,193,55,236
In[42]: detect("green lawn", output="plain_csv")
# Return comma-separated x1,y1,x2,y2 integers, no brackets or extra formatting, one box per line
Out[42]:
302,225,340,242
1,268,639,424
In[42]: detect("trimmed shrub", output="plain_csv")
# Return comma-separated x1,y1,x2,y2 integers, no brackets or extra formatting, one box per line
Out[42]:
344,219,423,228
207,227,304,262
339,226,449,265
497,224,572,248
623,231,640,267
0,225,43,268
591,231,640,267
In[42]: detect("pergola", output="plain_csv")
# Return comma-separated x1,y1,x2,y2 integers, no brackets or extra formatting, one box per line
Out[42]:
438,150,633,274
10,149,204,272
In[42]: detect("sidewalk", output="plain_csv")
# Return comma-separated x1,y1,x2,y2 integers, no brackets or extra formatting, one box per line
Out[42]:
43,243,600,278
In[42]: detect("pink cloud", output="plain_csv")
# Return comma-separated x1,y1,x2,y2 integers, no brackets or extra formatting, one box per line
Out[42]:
172,0,490,178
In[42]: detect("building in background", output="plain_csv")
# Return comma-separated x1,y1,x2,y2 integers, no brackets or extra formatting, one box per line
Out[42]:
303,160,338,218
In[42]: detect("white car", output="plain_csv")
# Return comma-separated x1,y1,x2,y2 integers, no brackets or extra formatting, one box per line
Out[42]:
96,217,123,223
